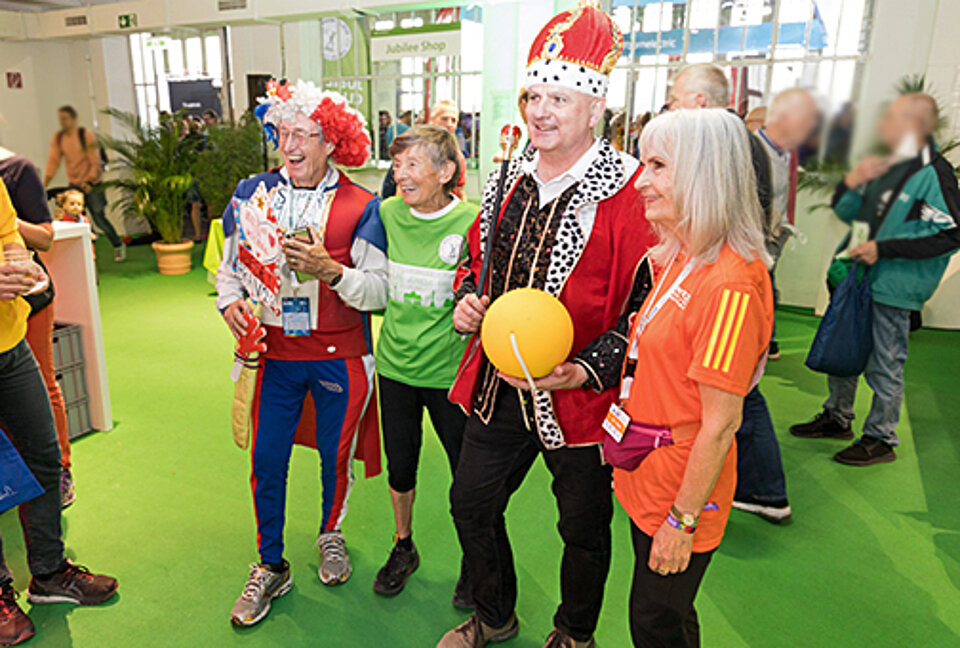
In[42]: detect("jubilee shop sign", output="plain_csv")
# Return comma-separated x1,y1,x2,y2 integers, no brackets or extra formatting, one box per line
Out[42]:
370,23,461,61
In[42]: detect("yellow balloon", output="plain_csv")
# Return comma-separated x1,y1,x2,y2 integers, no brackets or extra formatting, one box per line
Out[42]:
481,288,574,379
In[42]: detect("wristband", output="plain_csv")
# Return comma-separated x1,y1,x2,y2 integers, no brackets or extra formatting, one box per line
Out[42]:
667,505,698,534
328,269,343,287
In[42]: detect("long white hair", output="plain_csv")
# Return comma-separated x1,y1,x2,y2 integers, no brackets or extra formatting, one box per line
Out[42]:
640,108,771,268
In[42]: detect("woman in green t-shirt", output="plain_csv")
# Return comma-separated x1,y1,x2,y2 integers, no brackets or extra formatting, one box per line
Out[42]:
373,125,479,606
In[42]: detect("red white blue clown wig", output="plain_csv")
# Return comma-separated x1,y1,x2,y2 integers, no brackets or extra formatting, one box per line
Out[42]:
255,78,371,168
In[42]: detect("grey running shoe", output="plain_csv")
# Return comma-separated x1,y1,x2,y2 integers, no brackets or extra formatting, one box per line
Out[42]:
60,469,76,509
317,531,352,586
230,562,292,627
437,613,519,648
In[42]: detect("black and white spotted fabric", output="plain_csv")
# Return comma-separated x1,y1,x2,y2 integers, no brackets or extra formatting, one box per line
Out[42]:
477,139,633,449
526,59,609,98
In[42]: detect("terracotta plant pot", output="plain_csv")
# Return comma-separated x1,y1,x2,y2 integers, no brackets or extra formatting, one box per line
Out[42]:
151,240,195,276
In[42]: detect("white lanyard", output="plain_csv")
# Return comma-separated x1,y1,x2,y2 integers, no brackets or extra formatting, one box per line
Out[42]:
634,254,694,341
619,253,695,401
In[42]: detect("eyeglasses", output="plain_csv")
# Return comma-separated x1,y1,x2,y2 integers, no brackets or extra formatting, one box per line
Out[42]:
278,128,321,146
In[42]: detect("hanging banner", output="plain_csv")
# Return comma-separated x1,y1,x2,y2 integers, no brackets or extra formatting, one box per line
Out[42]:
370,23,461,62
318,16,372,145
624,20,827,58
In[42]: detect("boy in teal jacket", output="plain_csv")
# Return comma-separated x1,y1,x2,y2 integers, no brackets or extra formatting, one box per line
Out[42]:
791,93,960,466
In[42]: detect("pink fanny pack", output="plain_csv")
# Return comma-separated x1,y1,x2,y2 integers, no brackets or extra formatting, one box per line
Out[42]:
603,421,673,471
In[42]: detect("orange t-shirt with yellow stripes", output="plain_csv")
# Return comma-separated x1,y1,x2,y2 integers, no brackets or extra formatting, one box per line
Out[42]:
614,244,773,553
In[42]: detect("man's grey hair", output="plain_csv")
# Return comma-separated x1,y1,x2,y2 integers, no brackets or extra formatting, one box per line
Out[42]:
676,63,730,108
640,109,771,268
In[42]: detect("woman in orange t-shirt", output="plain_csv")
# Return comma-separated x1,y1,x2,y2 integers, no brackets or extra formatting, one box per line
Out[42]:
617,109,773,646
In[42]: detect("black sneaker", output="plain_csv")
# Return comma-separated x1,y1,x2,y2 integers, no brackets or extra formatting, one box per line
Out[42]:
834,437,897,466
373,538,419,596
732,497,792,524
789,411,854,440
452,558,475,610
768,341,781,360
28,561,117,606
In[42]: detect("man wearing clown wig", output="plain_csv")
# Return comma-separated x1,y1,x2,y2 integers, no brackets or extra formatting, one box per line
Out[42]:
216,80,387,627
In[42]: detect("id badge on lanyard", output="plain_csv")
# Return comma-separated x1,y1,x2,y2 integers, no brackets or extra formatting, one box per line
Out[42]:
282,296,311,337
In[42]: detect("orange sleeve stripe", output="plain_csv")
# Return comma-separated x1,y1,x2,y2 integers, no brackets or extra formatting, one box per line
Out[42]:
702,288,730,369
721,293,751,373
711,291,742,370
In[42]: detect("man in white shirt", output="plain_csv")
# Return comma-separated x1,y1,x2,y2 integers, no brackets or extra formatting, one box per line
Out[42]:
216,80,388,628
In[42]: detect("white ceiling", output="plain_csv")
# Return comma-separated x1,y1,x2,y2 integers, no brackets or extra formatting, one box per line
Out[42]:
0,0,125,12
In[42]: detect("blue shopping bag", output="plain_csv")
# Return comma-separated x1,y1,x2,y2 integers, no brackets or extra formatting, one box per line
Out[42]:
805,262,874,378
0,428,43,514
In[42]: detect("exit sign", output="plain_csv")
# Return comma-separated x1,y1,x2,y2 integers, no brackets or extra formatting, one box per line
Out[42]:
117,13,137,29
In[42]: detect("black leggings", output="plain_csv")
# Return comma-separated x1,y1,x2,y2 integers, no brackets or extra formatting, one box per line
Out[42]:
629,521,714,648
378,375,466,493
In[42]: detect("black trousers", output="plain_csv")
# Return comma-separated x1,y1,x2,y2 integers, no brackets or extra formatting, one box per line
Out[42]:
450,388,613,642
629,522,714,648
0,339,65,584
378,375,466,493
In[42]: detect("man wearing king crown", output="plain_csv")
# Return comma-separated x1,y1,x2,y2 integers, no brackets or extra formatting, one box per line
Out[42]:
439,5,654,648
216,79,387,627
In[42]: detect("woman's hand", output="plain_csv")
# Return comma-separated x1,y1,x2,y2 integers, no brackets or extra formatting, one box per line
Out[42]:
648,519,694,576
453,293,489,334
283,225,342,284
498,362,587,391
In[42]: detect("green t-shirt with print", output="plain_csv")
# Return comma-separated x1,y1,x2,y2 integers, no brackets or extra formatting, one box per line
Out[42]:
376,196,479,388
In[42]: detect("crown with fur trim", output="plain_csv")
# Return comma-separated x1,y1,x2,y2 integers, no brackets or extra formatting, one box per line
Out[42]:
526,1,624,98
254,79,371,168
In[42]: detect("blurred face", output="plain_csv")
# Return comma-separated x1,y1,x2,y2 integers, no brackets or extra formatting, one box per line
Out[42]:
879,96,921,151
635,145,678,231
379,113,390,129
203,113,217,128
525,84,604,160
63,193,84,217
279,113,335,188
430,108,459,134
778,97,819,150
393,144,454,212
669,75,706,110
58,110,77,131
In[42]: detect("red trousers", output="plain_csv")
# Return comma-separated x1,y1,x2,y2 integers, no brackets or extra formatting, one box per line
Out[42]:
25,303,71,470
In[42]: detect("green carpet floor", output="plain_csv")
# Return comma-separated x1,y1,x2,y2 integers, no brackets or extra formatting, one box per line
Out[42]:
2,240,960,647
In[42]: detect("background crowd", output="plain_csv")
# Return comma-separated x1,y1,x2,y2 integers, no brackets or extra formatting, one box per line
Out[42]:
1,2,960,647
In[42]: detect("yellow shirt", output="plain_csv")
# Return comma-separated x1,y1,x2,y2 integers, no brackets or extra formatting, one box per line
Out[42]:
0,180,29,353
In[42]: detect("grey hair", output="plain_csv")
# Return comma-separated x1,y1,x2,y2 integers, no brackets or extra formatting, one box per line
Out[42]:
675,63,730,108
640,109,771,268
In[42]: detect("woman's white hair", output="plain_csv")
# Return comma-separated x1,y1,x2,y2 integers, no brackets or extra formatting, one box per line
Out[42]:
640,108,771,268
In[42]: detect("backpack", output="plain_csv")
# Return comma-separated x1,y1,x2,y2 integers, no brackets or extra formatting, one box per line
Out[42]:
58,126,108,172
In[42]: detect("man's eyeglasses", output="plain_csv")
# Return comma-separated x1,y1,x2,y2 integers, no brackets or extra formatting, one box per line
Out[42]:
278,129,321,146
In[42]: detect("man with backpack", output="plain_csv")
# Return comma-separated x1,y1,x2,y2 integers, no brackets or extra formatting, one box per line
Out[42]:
43,105,125,262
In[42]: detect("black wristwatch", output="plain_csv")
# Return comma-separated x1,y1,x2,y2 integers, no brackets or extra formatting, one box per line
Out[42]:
328,270,343,287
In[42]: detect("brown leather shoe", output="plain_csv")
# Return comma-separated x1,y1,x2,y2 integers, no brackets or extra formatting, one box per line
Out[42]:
27,560,118,606
543,628,596,648
437,612,519,647
0,585,35,646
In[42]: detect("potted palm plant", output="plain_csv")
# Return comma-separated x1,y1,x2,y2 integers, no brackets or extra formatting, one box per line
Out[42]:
192,111,266,219
100,109,197,275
